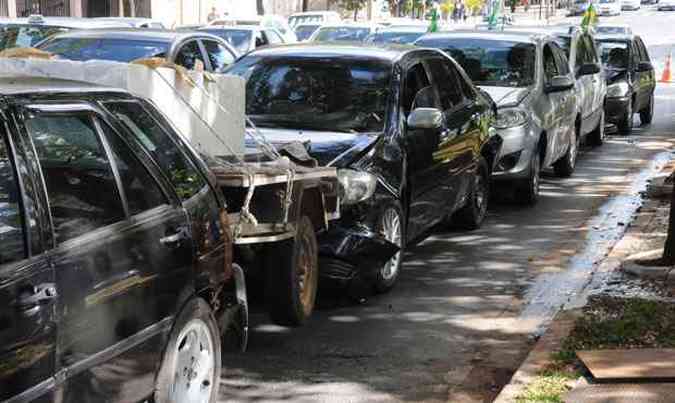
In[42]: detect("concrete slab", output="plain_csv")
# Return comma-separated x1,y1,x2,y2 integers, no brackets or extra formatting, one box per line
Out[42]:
564,383,675,403
578,349,675,380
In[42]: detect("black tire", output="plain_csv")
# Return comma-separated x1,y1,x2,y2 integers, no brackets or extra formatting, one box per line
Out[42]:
618,99,633,135
264,215,318,327
454,157,489,230
640,93,654,125
373,202,405,294
155,298,222,403
588,109,606,147
554,125,579,178
515,150,541,206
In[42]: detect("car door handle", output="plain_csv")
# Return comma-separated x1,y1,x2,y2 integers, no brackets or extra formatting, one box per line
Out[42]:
160,228,188,247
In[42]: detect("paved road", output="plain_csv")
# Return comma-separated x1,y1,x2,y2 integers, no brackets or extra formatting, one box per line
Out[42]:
218,13,675,403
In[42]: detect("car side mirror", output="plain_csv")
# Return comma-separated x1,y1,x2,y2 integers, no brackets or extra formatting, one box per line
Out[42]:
578,63,601,76
545,76,574,93
407,108,444,130
635,61,653,72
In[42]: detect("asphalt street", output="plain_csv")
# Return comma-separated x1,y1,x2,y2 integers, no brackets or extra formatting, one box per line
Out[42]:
219,10,675,402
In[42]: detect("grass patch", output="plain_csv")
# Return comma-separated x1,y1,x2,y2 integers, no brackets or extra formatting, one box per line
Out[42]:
516,295,675,402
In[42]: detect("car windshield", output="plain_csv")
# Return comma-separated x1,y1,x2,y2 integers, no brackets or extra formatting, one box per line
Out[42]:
598,40,629,69
314,27,371,42
202,29,251,53
599,0,616,4
38,37,169,62
294,25,320,41
596,26,628,34
367,30,425,44
289,15,323,27
228,56,391,132
416,37,536,87
554,36,572,57
0,25,71,51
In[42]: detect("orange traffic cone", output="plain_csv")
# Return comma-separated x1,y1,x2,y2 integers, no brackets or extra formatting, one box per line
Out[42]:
661,52,673,83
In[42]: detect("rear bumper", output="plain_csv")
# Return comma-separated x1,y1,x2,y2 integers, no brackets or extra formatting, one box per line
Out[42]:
318,222,399,285
605,96,630,124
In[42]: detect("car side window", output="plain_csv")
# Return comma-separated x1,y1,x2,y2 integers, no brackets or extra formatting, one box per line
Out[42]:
25,114,125,243
103,101,206,202
637,38,650,62
174,40,206,71
403,62,433,114
543,44,559,83
551,43,571,76
583,35,598,64
0,129,26,263
426,58,465,111
574,37,586,69
201,39,235,72
265,30,284,44
631,40,641,68
99,122,168,216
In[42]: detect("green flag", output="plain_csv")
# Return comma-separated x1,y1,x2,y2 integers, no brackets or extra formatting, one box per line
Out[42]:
428,7,439,32
488,0,502,30
581,2,598,29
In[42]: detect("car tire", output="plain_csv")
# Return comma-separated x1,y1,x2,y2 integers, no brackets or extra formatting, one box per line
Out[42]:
516,151,541,206
154,298,221,403
618,99,633,135
588,109,606,147
373,202,405,294
454,157,489,230
265,215,318,327
554,125,579,178
640,93,654,125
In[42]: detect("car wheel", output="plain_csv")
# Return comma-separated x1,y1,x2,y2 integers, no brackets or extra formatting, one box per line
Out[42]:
154,298,221,403
553,125,579,178
454,157,489,230
618,99,633,135
373,203,405,293
265,215,318,327
640,93,654,125
516,151,541,206
588,109,606,147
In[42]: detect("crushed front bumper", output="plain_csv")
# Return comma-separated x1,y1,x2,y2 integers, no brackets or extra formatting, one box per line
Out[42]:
605,96,630,124
491,123,537,181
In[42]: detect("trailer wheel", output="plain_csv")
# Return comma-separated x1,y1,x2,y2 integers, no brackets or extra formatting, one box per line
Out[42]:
265,215,318,327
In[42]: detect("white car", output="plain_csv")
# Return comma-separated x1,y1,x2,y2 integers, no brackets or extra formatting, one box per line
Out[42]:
309,24,382,42
621,0,641,10
288,11,341,28
658,0,675,10
597,0,622,15
209,15,297,43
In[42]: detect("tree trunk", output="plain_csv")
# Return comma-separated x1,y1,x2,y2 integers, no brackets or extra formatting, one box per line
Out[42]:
256,0,264,15
663,176,675,264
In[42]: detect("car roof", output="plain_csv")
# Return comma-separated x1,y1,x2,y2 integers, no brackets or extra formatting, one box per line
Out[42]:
0,76,124,96
318,23,380,29
42,28,200,42
376,25,429,33
243,42,418,62
417,30,539,44
1,16,128,29
201,25,258,32
290,11,338,16
595,33,637,41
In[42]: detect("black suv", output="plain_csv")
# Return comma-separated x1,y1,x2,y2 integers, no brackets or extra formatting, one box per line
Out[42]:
0,77,245,403
597,33,656,134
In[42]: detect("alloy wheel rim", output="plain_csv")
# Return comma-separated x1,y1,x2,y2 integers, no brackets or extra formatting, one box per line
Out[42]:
600,111,606,141
569,131,578,167
170,319,215,403
297,230,315,314
532,153,541,196
380,208,402,281
475,173,487,218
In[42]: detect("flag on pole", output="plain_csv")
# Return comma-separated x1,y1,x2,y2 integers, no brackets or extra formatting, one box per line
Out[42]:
428,7,439,32
488,0,502,30
581,2,598,30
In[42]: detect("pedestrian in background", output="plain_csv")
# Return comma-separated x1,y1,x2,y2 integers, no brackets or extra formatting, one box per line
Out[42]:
207,7,220,23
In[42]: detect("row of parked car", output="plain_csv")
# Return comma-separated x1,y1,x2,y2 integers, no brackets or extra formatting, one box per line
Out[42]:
569,0,675,15
0,13,657,403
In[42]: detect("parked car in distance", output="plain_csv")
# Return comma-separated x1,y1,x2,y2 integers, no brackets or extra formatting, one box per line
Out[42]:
209,15,297,43
658,0,675,10
553,28,607,147
597,0,622,15
417,31,579,202
288,11,342,28
0,15,127,52
38,29,238,72
0,76,247,403
597,33,655,134
201,25,285,53
365,25,428,45
94,17,166,28
568,0,593,15
294,23,322,41
595,24,632,35
227,44,501,292
310,24,382,42
621,0,641,10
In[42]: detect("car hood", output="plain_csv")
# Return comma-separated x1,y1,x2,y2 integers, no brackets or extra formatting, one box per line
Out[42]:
478,86,530,107
256,128,382,167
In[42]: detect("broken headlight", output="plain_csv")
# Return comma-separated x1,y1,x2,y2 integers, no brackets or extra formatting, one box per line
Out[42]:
337,169,377,205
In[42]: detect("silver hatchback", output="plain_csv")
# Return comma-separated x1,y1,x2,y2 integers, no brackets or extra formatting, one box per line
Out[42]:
416,31,579,205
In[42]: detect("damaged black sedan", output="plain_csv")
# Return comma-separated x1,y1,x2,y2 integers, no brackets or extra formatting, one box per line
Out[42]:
228,44,501,292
